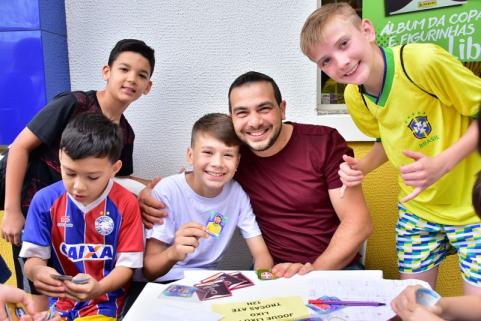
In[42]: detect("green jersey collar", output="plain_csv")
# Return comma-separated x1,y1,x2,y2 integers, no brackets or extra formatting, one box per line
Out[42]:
363,47,394,107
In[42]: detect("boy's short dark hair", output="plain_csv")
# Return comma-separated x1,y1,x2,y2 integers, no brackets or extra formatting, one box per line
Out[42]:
108,39,155,76
228,71,282,112
300,3,361,57
191,113,241,148
60,112,123,163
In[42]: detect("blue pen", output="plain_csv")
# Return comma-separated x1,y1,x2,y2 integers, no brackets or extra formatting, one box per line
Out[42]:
308,299,385,306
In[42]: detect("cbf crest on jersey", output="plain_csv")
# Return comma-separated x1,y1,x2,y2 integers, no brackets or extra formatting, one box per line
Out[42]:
408,115,432,139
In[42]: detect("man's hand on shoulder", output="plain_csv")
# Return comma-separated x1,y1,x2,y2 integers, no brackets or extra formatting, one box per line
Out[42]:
272,262,313,278
138,176,168,228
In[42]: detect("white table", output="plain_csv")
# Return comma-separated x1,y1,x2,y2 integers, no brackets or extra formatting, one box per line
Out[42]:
124,270,384,321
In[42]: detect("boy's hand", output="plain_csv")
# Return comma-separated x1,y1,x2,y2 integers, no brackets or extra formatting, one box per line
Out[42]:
138,176,168,228
272,262,313,278
0,285,36,319
64,274,99,301
168,223,208,261
400,150,447,203
0,285,62,321
391,285,443,321
1,208,25,246
338,154,364,198
31,267,66,298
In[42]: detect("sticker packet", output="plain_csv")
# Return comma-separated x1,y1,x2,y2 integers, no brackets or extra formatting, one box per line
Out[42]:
161,284,198,298
200,272,245,290
227,272,254,289
256,269,278,280
194,281,232,301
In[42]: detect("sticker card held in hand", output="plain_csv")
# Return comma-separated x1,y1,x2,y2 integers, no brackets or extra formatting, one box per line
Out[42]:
415,288,441,307
51,274,89,284
205,211,226,238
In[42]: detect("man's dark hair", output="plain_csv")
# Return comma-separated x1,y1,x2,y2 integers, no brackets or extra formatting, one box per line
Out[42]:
228,71,282,112
108,39,155,76
60,112,123,163
191,113,242,147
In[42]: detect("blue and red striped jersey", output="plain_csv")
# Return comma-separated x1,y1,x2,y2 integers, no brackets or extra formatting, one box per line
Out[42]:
21,180,144,319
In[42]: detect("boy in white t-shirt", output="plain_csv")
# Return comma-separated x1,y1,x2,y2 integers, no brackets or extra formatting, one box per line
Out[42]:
143,113,273,282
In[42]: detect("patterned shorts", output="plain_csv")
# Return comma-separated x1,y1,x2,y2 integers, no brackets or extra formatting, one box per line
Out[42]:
396,204,481,286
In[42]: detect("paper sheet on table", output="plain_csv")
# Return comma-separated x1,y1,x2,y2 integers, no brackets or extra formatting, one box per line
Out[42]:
144,301,222,321
212,296,310,321
307,278,429,321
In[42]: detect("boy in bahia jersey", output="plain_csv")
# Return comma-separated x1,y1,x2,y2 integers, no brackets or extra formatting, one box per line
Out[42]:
19,112,144,321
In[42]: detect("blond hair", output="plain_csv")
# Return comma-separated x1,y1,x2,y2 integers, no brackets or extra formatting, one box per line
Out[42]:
300,3,361,57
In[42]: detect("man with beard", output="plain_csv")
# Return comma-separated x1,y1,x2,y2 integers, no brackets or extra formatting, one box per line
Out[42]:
140,71,372,277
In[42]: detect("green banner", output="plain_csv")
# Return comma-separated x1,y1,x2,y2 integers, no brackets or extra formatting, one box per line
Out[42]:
363,0,481,62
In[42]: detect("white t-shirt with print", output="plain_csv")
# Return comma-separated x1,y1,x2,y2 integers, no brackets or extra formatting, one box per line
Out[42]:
145,172,261,281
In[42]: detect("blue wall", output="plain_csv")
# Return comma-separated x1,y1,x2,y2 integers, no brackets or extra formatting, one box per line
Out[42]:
0,0,70,146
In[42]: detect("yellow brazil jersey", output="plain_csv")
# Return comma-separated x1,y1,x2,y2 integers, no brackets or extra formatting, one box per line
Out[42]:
345,43,481,225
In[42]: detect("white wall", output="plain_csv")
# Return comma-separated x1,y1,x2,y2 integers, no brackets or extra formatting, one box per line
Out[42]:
65,1,320,179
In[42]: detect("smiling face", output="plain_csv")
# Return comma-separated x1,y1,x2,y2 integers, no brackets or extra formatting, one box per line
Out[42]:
59,150,122,205
186,133,240,198
230,81,286,155
307,17,377,86
102,51,152,105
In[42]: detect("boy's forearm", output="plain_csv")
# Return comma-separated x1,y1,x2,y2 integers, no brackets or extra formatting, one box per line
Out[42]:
24,257,47,281
358,142,388,175
439,296,481,320
143,246,179,281
253,255,274,270
245,236,274,270
96,266,133,297
4,145,29,211
436,120,478,173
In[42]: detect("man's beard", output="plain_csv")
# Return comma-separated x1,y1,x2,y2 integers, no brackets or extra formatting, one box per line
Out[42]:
248,124,282,152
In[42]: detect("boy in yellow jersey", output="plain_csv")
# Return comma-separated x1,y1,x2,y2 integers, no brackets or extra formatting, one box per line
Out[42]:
391,120,481,321
300,3,481,294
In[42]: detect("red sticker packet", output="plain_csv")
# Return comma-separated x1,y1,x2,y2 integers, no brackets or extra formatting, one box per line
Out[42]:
194,281,232,301
195,272,254,300
200,272,253,290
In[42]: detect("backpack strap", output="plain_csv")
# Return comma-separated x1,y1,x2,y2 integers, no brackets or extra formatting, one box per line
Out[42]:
358,85,370,111
356,44,438,110
400,44,438,99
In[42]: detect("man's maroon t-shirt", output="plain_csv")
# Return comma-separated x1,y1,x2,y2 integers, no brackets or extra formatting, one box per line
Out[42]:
235,122,354,264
